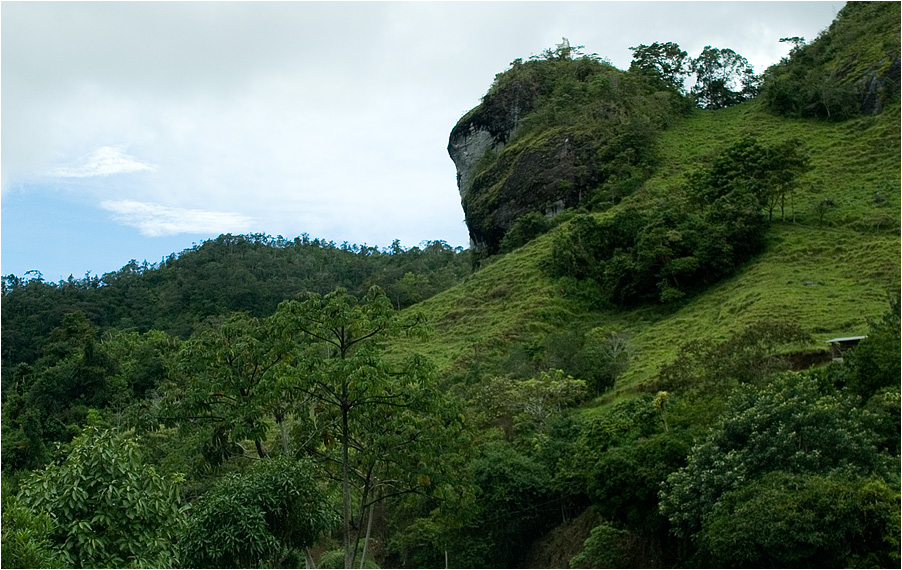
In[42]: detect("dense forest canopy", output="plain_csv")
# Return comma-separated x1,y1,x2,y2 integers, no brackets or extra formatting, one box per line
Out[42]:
1,235,469,394
2,2,899,568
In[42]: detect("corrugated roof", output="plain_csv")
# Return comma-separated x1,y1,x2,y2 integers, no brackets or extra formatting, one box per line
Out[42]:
825,336,867,344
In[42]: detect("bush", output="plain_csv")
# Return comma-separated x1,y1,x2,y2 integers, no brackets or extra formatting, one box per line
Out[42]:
570,522,635,568
1,492,68,569
17,426,183,568
499,211,555,253
698,470,900,568
844,296,901,399
179,457,336,568
659,374,890,542
547,136,811,306
455,441,558,568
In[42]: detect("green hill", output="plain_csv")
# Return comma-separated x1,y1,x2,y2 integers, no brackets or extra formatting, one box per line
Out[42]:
385,7,900,565
409,2,900,392
2,3,898,569
409,97,899,392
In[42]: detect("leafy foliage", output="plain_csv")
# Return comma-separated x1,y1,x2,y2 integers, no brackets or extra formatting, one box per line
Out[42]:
17,426,183,568
690,46,759,109
629,42,690,92
163,312,292,461
457,441,559,568
760,1,901,119
178,457,336,568
547,135,811,305
275,285,438,569
556,395,662,497
843,296,901,398
1,491,69,569
657,320,812,393
569,522,638,569
498,211,555,253
471,370,587,439
316,543,380,569
659,374,891,543
698,470,900,568
1,235,468,380
687,134,810,222
2,313,120,472
586,432,690,536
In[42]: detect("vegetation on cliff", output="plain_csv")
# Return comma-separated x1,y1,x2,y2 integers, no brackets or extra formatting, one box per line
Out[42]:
761,0,900,118
452,49,691,257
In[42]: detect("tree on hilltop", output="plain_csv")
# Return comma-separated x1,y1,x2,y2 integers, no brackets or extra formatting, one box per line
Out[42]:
629,41,690,92
691,46,759,109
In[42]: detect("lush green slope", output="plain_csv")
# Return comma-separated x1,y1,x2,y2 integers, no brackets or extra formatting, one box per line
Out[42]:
761,0,900,118
406,96,900,391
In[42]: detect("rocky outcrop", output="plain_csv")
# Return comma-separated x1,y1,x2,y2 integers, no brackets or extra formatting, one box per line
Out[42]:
448,68,540,203
448,57,682,255
448,125,502,201
859,57,901,115
460,130,601,251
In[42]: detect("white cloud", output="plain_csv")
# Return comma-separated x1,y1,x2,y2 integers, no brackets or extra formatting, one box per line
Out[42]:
3,1,845,257
48,146,156,178
100,200,257,237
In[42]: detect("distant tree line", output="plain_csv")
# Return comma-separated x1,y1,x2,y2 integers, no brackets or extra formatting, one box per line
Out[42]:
1,234,469,397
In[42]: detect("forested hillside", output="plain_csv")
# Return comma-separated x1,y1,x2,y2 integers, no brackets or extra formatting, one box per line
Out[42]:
1,235,468,394
2,2,899,568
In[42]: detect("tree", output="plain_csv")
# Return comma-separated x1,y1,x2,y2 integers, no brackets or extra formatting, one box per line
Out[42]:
163,312,294,462
275,286,435,568
686,135,809,225
472,370,587,438
17,426,183,568
844,296,901,399
2,312,120,473
659,374,890,544
570,522,639,569
658,320,811,393
178,457,336,568
582,328,631,393
690,46,759,109
698,470,900,568
587,432,690,537
629,42,690,91
1,492,69,569
457,441,558,568
102,329,180,404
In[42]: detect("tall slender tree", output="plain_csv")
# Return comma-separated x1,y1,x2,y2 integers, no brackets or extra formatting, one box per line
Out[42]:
275,286,435,568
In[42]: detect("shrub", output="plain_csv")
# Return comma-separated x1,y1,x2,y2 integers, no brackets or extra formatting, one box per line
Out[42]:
17,426,183,568
179,457,336,568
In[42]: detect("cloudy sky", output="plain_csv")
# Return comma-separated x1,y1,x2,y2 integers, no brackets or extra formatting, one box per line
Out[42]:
2,1,845,281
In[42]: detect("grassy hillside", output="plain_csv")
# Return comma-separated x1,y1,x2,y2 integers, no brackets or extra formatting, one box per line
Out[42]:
406,96,900,391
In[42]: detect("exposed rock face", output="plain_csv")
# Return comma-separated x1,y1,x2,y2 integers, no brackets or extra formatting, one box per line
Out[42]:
448,125,503,201
448,74,535,202
449,119,598,252
447,72,538,250
448,57,685,255
859,57,901,115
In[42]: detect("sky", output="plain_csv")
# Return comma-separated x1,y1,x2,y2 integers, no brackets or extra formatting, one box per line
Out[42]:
1,1,846,282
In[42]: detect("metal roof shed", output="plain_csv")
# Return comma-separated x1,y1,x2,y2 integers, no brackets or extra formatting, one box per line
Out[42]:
825,336,867,361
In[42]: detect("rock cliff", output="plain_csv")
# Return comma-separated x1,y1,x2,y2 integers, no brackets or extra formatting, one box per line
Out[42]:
448,56,688,255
